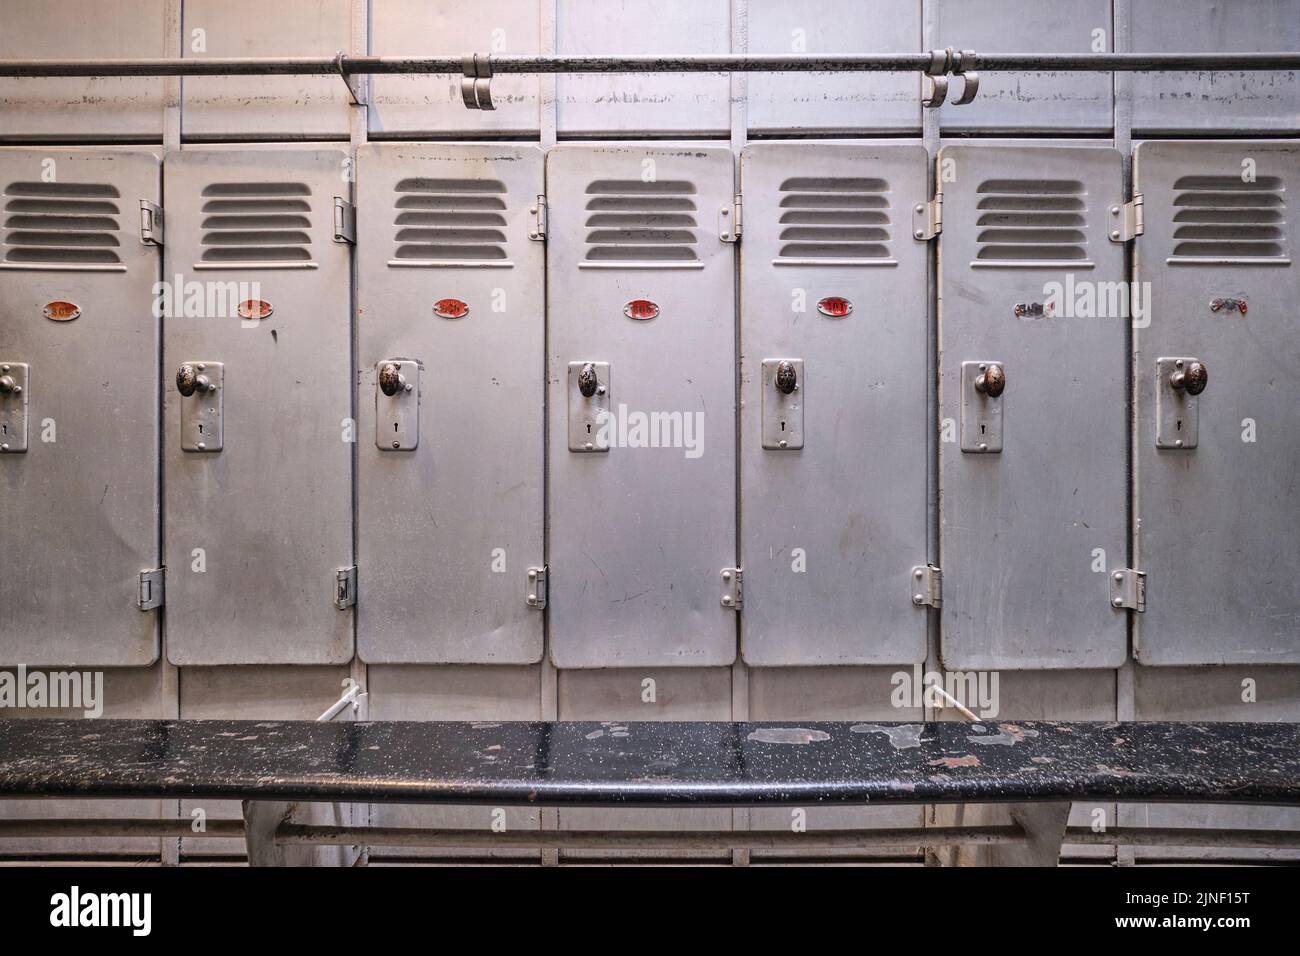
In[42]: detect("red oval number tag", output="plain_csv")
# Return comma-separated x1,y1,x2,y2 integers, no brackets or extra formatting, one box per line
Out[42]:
624,299,659,321
434,298,469,319
817,296,853,318
237,299,273,321
43,300,81,322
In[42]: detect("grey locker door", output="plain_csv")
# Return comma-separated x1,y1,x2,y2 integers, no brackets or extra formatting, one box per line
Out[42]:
546,145,737,668
163,149,353,665
1133,141,1300,665
738,144,929,666
938,145,1128,670
0,148,160,667
356,144,544,664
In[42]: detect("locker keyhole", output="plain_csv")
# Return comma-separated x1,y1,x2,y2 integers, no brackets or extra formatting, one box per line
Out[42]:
394,421,399,432
1176,419,1183,433
198,423,204,435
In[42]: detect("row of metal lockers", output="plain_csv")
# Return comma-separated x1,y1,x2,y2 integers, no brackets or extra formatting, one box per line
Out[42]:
0,141,1296,672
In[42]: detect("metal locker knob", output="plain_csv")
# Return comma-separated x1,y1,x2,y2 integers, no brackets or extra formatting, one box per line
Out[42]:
974,363,1005,398
577,362,599,398
1170,360,1208,396
176,364,214,397
774,360,799,395
378,362,406,397
0,375,15,395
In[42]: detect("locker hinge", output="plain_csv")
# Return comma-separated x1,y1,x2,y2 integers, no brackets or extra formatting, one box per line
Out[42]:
138,567,165,611
913,195,942,240
335,565,358,609
332,197,356,244
911,565,942,608
139,201,164,246
525,565,548,609
1110,568,1146,612
719,196,742,243
528,195,547,241
720,567,743,609
1109,195,1143,243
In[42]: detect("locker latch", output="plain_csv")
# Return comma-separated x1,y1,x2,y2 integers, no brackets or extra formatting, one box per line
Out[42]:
1110,569,1146,613
1155,357,1207,449
526,566,548,610
0,362,29,453
1109,195,1144,243
529,195,547,241
911,565,942,608
719,195,742,243
376,360,420,450
138,567,165,611
568,361,610,452
333,197,356,244
335,566,358,610
761,358,804,449
139,201,164,246
960,360,1005,453
720,568,743,610
177,362,223,452
913,194,942,240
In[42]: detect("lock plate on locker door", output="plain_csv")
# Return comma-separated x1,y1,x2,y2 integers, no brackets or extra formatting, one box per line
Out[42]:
568,361,610,452
1155,357,1205,449
0,362,29,453
376,360,420,451
960,360,1005,453
761,358,804,450
178,361,223,452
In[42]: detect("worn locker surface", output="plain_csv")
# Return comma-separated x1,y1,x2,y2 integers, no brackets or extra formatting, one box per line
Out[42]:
0,148,160,667
1130,665,1300,862
746,0,921,134
368,0,541,137
557,668,732,861
177,664,353,862
546,145,737,669
556,0,731,136
747,667,925,859
938,145,1128,670
182,0,354,140
1131,0,1300,134
739,144,929,666
0,0,166,142
366,665,542,860
163,148,353,665
1133,141,1300,665
356,144,544,664
935,0,1114,133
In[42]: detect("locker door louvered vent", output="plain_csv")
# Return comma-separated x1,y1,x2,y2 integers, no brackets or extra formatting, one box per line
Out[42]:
582,179,700,269
390,177,511,268
198,182,315,270
775,176,895,266
973,179,1091,268
1169,175,1289,265
1,181,124,272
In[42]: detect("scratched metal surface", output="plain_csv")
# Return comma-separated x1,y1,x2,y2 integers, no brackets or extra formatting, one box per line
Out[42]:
1,719,1297,807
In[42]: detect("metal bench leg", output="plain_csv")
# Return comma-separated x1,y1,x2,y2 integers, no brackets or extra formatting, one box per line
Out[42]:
242,800,310,867
989,801,1072,867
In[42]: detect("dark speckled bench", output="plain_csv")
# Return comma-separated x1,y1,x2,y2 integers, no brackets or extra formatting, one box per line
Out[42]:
2,718,1298,865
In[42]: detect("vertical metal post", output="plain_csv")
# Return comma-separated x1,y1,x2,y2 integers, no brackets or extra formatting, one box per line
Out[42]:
1114,0,1140,869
